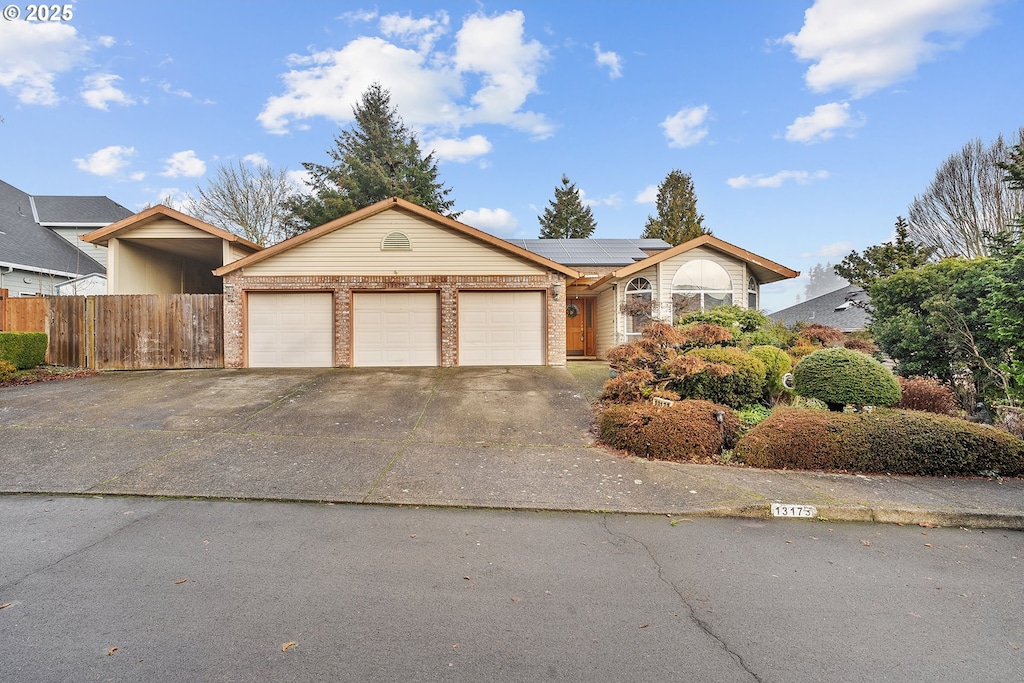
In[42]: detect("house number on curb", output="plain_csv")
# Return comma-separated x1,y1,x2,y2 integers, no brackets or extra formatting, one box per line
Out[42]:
771,503,817,518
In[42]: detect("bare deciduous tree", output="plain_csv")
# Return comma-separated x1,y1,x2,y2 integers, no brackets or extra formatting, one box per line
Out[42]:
191,161,298,246
908,127,1024,258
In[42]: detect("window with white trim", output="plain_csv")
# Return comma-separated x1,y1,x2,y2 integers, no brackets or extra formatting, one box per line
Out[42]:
748,277,758,310
671,259,733,318
623,276,653,337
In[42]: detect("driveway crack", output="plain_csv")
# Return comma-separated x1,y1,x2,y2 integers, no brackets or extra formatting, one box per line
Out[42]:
600,515,764,683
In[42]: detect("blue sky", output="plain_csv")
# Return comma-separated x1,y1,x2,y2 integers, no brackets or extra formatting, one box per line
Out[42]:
2,0,1021,311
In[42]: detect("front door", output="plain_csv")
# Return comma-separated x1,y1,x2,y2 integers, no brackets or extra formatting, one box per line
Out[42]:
565,297,594,356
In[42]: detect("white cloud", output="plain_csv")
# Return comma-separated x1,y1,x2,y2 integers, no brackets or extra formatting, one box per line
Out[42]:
727,170,829,189
460,208,518,234
661,105,710,148
815,241,854,258
287,169,313,194
782,0,994,97
259,10,552,139
785,101,864,143
380,11,449,52
0,21,88,105
161,150,206,178
424,135,492,163
635,185,658,204
97,36,116,48
73,145,136,176
150,187,192,212
594,43,623,79
243,153,269,166
338,9,378,23
129,171,146,182
579,188,622,208
81,73,135,110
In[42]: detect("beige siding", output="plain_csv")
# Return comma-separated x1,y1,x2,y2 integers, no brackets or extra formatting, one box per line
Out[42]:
113,239,183,294
244,212,545,276
127,219,211,239
595,288,617,359
226,242,254,265
657,246,746,307
53,227,109,268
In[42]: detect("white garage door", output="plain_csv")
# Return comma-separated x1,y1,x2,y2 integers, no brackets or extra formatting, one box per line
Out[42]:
248,292,333,368
352,292,440,367
459,291,545,366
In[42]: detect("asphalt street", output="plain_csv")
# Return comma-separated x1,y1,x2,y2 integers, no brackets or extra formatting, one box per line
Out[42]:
1,495,1021,682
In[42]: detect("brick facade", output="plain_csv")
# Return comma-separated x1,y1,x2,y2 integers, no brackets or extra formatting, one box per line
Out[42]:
223,272,568,368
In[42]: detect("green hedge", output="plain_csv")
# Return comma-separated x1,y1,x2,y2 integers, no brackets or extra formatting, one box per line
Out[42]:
599,400,740,462
735,407,1024,476
749,345,792,398
0,332,47,369
793,347,900,410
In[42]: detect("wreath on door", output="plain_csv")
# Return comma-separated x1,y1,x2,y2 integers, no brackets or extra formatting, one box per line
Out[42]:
566,303,580,318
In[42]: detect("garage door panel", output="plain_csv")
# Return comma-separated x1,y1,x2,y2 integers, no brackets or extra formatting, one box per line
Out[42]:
353,292,439,367
459,291,544,366
248,292,333,368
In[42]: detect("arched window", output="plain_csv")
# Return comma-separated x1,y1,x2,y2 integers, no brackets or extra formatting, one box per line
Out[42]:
671,259,732,317
623,277,653,337
748,277,758,310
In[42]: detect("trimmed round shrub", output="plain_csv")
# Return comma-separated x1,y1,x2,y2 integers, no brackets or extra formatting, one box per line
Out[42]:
749,345,792,398
793,347,900,411
736,407,1024,476
599,400,740,462
897,377,957,416
672,346,766,409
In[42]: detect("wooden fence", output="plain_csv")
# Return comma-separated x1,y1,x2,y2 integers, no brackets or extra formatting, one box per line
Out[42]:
0,293,223,370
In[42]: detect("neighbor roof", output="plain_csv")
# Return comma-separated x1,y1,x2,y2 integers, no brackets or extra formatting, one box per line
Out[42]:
214,197,581,278
31,194,132,227
588,234,799,290
0,179,106,277
768,284,870,332
506,238,671,267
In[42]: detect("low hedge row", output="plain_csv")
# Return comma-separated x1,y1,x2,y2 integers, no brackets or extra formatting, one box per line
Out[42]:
0,332,47,370
735,407,1024,477
599,400,740,463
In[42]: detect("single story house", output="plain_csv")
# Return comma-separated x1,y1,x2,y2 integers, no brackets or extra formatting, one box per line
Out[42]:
0,179,131,297
768,284,870,332
213,197,799,368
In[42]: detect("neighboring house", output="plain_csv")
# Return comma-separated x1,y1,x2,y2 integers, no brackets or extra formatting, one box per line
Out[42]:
768,284,870,332
81,205,262,294
0,179,131,296
54,273,107,296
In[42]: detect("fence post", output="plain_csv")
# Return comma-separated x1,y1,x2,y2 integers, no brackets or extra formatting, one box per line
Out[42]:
85,295,97,370
0,288,6,331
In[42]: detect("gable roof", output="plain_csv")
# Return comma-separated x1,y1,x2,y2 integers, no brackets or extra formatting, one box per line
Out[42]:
507,238,671,267
0,179,106,277
214,196,581,278
768,284,870,332
81,204,263,252
587,234,799,290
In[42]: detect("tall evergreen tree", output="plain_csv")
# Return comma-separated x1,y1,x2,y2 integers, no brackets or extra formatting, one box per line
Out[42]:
804,262,847,299
284,82,456,234
537,174,596,238
640,170,710,245
835,216,935,290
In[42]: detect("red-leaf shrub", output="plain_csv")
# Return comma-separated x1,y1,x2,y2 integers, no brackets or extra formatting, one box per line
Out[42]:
599,400,740,462
599,369,654,404
736,407,1024,476
897,377,957,415
799,323,845,346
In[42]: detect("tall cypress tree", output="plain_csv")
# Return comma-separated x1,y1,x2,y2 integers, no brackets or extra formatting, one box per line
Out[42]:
284,83,456,234
537,174,596,238
640,170,710,245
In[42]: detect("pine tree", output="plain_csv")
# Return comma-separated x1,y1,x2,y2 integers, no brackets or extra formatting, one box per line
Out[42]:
284,83,456,234
835,216,936,289
640,170,710,245
537,174,596,239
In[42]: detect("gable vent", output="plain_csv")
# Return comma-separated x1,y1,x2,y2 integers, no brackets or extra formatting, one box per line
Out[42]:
381,231,412,251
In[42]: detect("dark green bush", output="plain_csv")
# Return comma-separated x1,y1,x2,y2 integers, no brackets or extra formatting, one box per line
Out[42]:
0,332,47,370
672,346,766,409
793,347,900,410
749,345,792,399
678,305,767,333
599,400,740,462
735,407,1024,476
